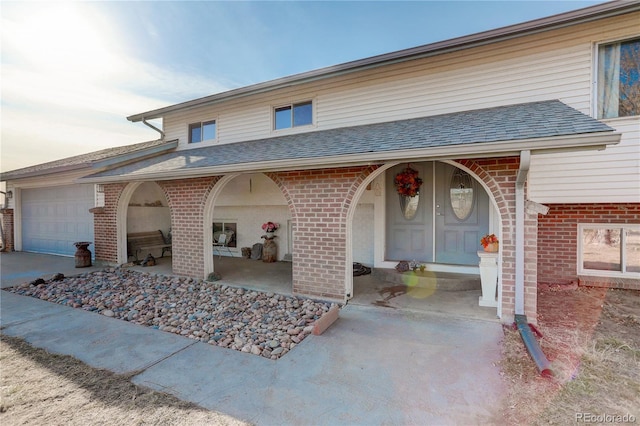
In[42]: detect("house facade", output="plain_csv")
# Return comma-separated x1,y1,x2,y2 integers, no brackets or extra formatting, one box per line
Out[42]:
2,2,639,324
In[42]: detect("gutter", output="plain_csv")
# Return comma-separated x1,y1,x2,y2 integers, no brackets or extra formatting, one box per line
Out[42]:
76,132,618,184
126,2,640,122
515,150,553,377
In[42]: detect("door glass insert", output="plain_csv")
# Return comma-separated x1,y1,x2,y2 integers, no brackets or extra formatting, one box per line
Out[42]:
449,169,474,221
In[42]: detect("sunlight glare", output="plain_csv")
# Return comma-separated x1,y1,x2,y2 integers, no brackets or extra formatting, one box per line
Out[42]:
15,3,122,80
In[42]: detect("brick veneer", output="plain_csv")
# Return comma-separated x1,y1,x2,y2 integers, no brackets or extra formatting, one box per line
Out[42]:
0,208,14,252
93,183,127,262
538,203,640,290
92,157,537,322
458,157,538,323
267,167,378,301
159,177,220,278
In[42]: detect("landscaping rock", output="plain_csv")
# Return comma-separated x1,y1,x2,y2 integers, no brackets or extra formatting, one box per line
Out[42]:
6,268,336,360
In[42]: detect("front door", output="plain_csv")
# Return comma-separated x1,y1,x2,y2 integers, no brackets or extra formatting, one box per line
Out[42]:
434,162,489,265
385,161,489,265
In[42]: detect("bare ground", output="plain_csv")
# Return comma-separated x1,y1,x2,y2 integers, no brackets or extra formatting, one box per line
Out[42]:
499,286,640,425
0,333,249,426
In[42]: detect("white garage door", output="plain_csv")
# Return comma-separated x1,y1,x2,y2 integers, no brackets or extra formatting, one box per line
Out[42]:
22,184,95,256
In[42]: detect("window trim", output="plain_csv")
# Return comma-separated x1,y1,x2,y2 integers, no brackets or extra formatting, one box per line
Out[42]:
213,220,237,249
273,100,314,131
577,223,640,278
593,36,640,120
188,119,217,144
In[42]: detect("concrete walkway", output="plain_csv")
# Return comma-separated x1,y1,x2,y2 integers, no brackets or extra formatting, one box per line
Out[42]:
1,252,507,425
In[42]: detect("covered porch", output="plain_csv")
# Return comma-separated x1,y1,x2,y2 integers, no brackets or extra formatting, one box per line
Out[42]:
134,256,497,321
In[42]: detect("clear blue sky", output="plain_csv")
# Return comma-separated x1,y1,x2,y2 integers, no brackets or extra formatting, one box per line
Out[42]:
1,0,605,173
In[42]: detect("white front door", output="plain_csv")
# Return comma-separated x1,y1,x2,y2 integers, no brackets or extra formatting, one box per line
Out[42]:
385,162,489,266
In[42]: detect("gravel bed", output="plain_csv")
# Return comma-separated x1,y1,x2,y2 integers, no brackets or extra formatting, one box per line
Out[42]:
6,268,336,360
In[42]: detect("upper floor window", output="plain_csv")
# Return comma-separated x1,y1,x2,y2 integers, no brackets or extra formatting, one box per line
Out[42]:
189,120,216,143
274,101,313,130
597,37,639,119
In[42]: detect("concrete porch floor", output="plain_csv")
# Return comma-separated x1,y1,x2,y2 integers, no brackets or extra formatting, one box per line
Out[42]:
132,256,498,321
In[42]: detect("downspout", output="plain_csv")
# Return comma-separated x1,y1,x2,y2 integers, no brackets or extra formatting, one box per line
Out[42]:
142,118,165,140
515,150,552,377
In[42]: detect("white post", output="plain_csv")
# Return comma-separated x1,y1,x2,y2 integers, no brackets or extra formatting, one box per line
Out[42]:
478,251,499,307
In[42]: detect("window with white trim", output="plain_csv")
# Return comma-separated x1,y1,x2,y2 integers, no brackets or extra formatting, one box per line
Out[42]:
578,224,640,277
596,37,640,119
189,120,216,143
274,101,313,130
213,221,237,248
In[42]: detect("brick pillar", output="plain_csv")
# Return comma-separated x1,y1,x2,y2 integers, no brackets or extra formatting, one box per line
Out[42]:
93,183,126,263
272,166,376,301
160,177,219,278
0,208,14,252
457,158,535,324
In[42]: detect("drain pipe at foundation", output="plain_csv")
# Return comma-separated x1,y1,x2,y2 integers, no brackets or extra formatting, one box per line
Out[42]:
515,150,552,377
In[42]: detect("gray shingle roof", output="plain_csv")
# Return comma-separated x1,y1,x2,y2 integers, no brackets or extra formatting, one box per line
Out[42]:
1,139,174,181
86,100,615,181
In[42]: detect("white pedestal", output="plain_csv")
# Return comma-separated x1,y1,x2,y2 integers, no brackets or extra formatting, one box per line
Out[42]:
478,251,498,307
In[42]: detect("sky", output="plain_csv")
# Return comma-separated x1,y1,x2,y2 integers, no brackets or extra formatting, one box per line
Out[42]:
1,0,606,174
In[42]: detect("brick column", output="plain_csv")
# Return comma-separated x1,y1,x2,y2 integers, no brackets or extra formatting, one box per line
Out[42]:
272,166,376,301
0,208,14,252
458,158,536,323
160,177,219,278
93,183,126,263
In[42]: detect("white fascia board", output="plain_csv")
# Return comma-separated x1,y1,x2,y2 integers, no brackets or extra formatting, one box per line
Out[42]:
6,169,95,189
77,132,620,184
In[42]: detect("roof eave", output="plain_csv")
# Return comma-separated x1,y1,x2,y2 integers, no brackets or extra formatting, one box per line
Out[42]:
76,131,621,184
1,163,90,182
126,1,640,122
90,139,179,169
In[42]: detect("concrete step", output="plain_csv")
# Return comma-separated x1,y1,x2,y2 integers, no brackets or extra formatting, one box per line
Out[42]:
372,268,480,291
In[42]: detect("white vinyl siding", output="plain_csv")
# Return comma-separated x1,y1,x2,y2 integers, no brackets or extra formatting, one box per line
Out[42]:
160,12,639,202
529,118,640,203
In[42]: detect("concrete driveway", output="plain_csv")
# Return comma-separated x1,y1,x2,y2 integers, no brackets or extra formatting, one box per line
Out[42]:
1,252,507,424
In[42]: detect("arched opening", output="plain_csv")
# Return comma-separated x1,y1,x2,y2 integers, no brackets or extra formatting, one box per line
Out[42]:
203,173,293,293
347,160,502,320
117,182,172,267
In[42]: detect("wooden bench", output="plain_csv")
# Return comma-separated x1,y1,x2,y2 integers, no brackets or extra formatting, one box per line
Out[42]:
127,230,171,261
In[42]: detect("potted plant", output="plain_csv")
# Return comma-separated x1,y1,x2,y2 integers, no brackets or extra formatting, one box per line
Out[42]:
481,234,499,252
261,221,280,238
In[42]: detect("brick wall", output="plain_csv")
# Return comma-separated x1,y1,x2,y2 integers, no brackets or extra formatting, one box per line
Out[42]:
93,183,126,263
538,203,640,290
160,177,220,278
459,157,538,323
0,208,14,252
269,166,378,301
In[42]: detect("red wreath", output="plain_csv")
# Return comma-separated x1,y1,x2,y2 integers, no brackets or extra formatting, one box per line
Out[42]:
394,166,423,197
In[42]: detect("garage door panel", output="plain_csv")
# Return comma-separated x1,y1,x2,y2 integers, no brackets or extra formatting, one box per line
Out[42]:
22,185,95,256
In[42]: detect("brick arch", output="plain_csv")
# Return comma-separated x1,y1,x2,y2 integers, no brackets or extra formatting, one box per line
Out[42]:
116,181,172,264
264,172,298,224
455,157,521,321
455,159,514,227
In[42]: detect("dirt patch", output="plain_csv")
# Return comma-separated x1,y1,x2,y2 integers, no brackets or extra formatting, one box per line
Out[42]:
0,333,248,425
499,287,640,425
